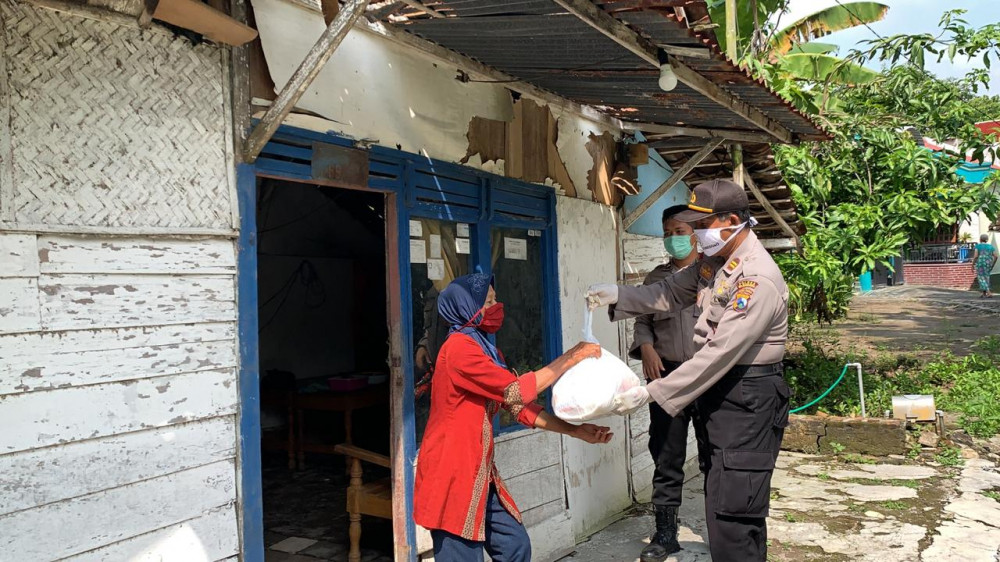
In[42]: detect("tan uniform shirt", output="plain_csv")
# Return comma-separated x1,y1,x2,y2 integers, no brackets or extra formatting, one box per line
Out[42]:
610,231,789,416
628,263,697,364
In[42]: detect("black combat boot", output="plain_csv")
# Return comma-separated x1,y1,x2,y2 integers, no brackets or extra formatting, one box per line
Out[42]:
640,505,681,562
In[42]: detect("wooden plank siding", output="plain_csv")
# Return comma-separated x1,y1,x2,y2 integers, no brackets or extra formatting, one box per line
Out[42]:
0,233,240,562
621,232,701,503
493,429,573,561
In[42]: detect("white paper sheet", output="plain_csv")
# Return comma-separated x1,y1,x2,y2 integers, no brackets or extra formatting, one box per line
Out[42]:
410,239,427,264
456,238,471,255
429,234,441,258
409,220,423,238
427,259,445,280
504,237,527,261
457,223,470,238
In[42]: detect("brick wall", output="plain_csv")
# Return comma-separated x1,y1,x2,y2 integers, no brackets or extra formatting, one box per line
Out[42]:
902,263,977,289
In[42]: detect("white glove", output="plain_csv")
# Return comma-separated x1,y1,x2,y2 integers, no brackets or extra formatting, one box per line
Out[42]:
611,386,651,415
586,283,619,309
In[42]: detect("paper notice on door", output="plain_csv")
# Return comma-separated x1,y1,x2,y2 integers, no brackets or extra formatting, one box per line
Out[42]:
429,234,441,258
456,238,471,255
410,239,427,264
427,259,445,281
409,220,423,238
528,229,542,237
504,237,527,261
457,223,470,238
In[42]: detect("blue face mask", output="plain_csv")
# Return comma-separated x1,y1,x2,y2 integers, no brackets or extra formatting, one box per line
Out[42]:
663,234,694,260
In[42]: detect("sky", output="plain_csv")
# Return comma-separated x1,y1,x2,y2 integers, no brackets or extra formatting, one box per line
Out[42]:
782,0,1000,96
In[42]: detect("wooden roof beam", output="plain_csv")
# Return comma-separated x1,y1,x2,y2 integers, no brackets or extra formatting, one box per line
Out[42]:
744,168,799,245
623,138,724,229
244,0,369,162
631,123,777,144
550,0,795,144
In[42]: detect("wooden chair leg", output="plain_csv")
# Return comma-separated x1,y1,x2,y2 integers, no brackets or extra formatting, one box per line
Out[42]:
348,512,362,562
348,457,363,562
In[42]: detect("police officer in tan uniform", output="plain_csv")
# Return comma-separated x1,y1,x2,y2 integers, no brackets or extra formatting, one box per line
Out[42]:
632,205,701,561
587,178,790,562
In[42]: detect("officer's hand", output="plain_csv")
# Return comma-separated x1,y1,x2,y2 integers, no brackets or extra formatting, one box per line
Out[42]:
611,386,651,415
572,423,613,444
639,344,664,381
586,284,619,309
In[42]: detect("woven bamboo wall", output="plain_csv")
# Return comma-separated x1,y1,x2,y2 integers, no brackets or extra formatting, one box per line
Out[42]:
0,0,236,233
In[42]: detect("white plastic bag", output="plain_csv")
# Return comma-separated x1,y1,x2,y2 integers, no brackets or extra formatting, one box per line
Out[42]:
552,307,648,422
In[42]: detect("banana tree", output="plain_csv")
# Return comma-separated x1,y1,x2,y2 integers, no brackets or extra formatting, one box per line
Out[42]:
709,1,888,86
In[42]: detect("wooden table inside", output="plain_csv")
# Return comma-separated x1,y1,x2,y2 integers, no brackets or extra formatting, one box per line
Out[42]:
293,383,389,468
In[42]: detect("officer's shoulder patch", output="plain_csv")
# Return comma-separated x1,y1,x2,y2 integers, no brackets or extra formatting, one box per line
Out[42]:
725,257,741,272
731,279,759,311
699,263,713,280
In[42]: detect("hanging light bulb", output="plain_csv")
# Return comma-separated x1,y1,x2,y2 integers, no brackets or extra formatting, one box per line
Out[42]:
658,62,677,92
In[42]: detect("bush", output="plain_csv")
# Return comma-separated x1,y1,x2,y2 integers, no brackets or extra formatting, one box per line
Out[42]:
786,335,1000,437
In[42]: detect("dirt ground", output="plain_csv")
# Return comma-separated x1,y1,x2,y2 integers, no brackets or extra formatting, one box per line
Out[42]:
792,286,1000,358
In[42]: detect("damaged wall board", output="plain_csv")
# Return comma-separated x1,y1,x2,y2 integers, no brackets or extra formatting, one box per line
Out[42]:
251,0,628,204
557,196,631,539
0,5,241,560
462,99,578,198
251,0,513,164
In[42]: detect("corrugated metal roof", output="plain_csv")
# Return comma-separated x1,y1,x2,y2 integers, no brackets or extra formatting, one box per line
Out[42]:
380,0,827,142
657,142,805,239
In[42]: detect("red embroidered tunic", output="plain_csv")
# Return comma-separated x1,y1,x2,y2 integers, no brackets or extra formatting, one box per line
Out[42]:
413,333,543,541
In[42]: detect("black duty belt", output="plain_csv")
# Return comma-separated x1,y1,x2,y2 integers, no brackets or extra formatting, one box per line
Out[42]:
660,360,684,371
730,362,784,378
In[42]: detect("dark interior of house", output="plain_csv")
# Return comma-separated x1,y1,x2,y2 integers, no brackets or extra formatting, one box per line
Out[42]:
255,178,394,562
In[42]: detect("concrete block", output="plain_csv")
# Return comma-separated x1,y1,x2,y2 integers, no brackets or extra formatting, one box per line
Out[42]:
821,416,908,456
782,415,826,454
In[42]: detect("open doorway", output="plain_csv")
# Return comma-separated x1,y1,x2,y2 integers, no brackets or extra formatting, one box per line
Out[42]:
255,177,394,562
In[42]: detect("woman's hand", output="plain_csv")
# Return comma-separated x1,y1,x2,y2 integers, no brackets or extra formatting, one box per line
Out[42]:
533,342,601,394
566,342,601,364
639,344,663,381
572,423,613,444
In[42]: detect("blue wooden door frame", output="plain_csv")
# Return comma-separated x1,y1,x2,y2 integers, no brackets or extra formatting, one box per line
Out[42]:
236,124,563,561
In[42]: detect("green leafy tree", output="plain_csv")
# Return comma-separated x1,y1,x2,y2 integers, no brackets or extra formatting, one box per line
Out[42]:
709,1,887,86
774,66,1000,321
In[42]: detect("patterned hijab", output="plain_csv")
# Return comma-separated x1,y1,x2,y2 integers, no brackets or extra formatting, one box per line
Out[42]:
437,273,505,367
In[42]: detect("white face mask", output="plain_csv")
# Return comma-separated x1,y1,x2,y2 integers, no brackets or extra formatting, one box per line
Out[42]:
695,222,747,256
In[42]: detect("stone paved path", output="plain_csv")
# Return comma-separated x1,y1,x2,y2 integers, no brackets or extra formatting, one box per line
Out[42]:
564,450,1000,561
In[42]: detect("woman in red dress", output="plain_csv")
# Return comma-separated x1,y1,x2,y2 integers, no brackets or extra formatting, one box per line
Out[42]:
414,273,613,561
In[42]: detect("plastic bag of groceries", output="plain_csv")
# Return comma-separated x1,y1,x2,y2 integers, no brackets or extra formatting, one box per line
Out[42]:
552,307,648,422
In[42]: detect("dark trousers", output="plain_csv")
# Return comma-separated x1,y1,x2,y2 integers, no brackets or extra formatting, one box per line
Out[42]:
648,361,703,507
431,487,531,562
694,365,789,562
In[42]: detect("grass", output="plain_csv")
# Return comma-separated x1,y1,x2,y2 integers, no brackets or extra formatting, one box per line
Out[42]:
878,500,908,511
817,472,831,481
842,454,877,465
847,502,867,514
784,513,800,523
981,490,1000,502
845,477,923,489
785,335,1000,439
935,447,965,467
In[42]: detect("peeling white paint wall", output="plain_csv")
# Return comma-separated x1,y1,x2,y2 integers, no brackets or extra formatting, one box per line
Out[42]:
251,0,618,202
556,196,632,540
252,0,513,164
553,108,622,202
0,4,239,560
